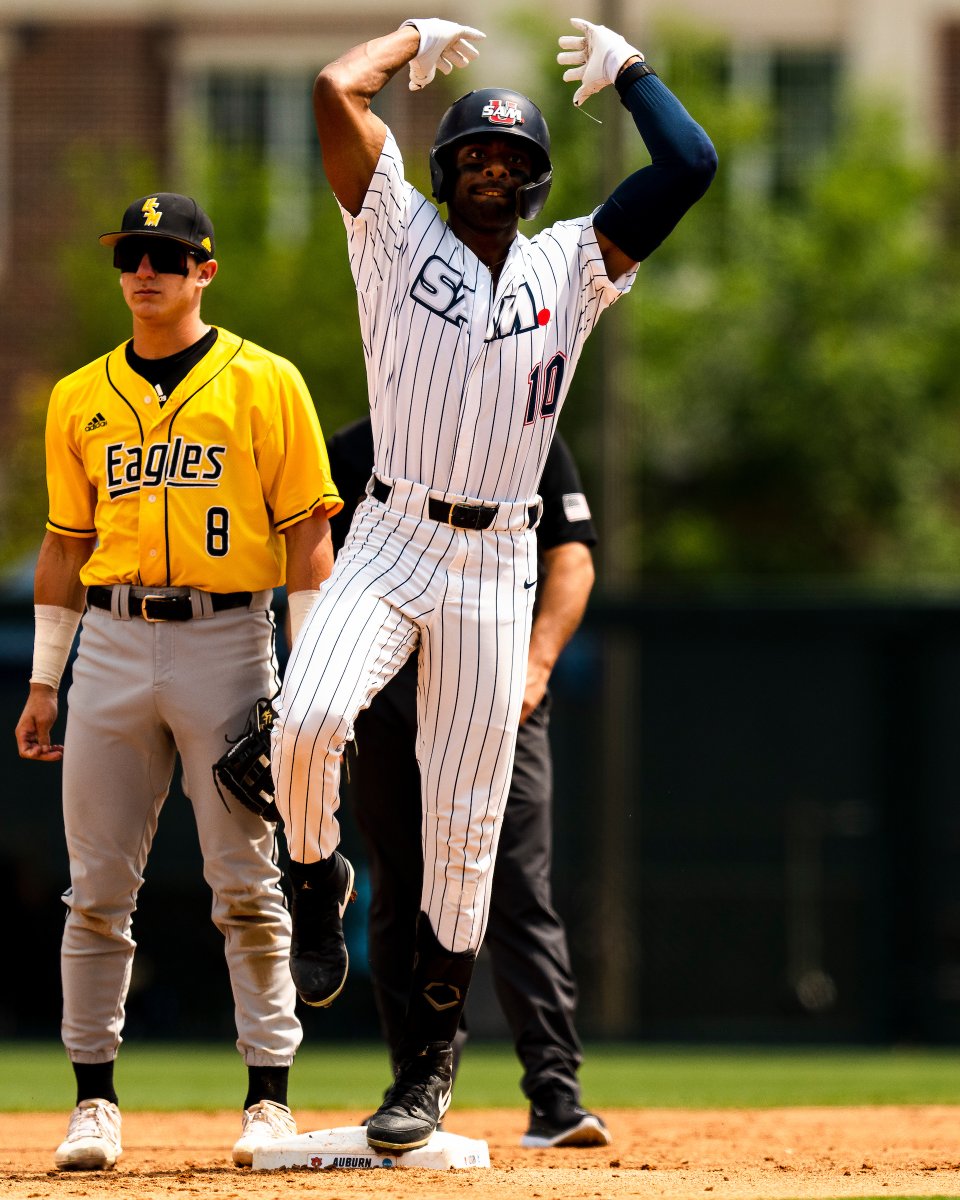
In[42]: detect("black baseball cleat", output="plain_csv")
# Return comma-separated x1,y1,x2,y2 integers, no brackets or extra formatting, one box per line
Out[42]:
520,1088,612,1148
364,1042,453,1151
287,853,356,1007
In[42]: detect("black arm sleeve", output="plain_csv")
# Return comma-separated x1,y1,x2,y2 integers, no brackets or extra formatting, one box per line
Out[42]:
593,70,718,264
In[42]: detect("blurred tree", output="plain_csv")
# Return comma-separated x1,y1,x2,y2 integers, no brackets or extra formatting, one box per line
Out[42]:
633,94,960,585
524,18,960,586
0,374,52,574
0,143,367,575
0,148,161,572
195,148,367,438
6,23,960,590
52,145,367,439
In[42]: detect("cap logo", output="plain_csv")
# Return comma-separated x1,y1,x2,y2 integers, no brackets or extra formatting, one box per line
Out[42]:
481,99,524,127
201,236,212,253
141,197,162,229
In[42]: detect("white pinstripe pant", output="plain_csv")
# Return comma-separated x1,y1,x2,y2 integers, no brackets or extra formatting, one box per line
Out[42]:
273,480,538,954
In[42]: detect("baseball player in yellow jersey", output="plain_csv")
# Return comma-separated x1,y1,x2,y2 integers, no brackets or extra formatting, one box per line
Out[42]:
14,192,342,1172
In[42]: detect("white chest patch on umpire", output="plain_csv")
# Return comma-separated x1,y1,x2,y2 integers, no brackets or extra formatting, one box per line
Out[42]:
562,492,591,523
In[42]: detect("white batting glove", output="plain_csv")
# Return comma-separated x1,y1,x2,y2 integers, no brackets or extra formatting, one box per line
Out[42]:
401,18,485,92
557,17,643,107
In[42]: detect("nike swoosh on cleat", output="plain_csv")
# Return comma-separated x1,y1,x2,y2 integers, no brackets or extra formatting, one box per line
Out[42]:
339,860,356,918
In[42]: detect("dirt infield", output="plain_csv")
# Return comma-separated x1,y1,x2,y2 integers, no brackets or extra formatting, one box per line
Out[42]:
2,1106,959,1199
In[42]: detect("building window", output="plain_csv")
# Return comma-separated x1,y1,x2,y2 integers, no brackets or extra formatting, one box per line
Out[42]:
940,22,960,154
0,54,9,281
771,50,842,196
206,73,270,154
184,65,436,237
188,69,320,241
730,46,843,200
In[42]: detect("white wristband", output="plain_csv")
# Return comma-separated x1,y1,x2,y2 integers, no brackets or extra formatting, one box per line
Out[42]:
30,604,82,689
287,590,321,644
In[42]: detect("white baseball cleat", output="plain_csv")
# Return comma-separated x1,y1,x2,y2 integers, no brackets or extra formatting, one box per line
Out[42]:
232,1099,298,1166
54,1098,122,1171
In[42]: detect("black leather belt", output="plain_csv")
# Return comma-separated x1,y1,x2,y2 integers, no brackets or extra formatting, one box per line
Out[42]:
87,585,252,622
371,476,537,531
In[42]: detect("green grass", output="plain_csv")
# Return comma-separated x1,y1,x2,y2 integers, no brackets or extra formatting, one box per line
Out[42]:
7,1042,960,1111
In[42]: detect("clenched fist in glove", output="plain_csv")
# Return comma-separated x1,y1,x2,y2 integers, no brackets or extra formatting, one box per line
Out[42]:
557,17,644,107
401,18,485,91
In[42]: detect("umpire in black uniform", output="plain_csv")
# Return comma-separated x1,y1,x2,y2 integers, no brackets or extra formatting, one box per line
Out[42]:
327,416,610,1149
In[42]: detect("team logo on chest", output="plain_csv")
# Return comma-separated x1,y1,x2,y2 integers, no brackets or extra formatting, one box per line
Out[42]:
410,257,546,340
410,256,470,325
105,437,227,498
489,284,545,340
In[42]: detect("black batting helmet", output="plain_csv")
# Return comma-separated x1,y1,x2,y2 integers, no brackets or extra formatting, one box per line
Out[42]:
429,88,553,221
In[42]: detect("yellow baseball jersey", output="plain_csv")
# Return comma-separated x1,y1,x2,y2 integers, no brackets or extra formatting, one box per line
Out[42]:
45,327,342,591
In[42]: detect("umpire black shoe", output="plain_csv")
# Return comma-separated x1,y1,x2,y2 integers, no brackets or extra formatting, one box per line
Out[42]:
520,1088,612,1148
287,853,356,1007
365,1042,453,1151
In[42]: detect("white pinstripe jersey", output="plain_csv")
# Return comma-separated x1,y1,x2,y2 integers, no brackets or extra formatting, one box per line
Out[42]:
341,130,637,505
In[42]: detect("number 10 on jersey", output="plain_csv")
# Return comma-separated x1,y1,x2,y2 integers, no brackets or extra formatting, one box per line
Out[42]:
524,352,567,425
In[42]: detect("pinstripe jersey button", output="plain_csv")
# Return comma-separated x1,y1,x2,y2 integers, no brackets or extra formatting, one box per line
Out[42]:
149,549,157,557
148,494,157,503
143,395,153,404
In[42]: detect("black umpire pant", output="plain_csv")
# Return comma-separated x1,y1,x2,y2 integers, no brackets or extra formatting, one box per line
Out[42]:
347,657,584,1102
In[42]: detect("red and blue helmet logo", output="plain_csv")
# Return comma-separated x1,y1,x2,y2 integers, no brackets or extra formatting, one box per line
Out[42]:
481,98,525,127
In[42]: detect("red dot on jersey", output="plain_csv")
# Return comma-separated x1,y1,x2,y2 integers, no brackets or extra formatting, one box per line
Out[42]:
537,309,551,326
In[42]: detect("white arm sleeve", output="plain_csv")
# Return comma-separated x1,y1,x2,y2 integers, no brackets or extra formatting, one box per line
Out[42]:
30,604,82,688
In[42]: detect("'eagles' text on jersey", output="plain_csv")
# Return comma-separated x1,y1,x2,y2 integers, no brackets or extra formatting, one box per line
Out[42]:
342,130,637,505
45,328,342,591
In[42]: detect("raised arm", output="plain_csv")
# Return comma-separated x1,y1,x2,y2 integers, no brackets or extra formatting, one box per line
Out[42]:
558,18,718,280
314,19,485,216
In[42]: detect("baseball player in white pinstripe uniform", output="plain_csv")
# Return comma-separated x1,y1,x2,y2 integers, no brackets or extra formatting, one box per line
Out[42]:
272,15,716,1150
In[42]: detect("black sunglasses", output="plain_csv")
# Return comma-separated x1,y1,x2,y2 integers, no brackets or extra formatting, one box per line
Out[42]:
114,237,195,276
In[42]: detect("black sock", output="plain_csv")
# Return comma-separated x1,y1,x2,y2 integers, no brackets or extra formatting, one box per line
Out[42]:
287,856,338,888
72,1061,118,1107
244,1066,289,1110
